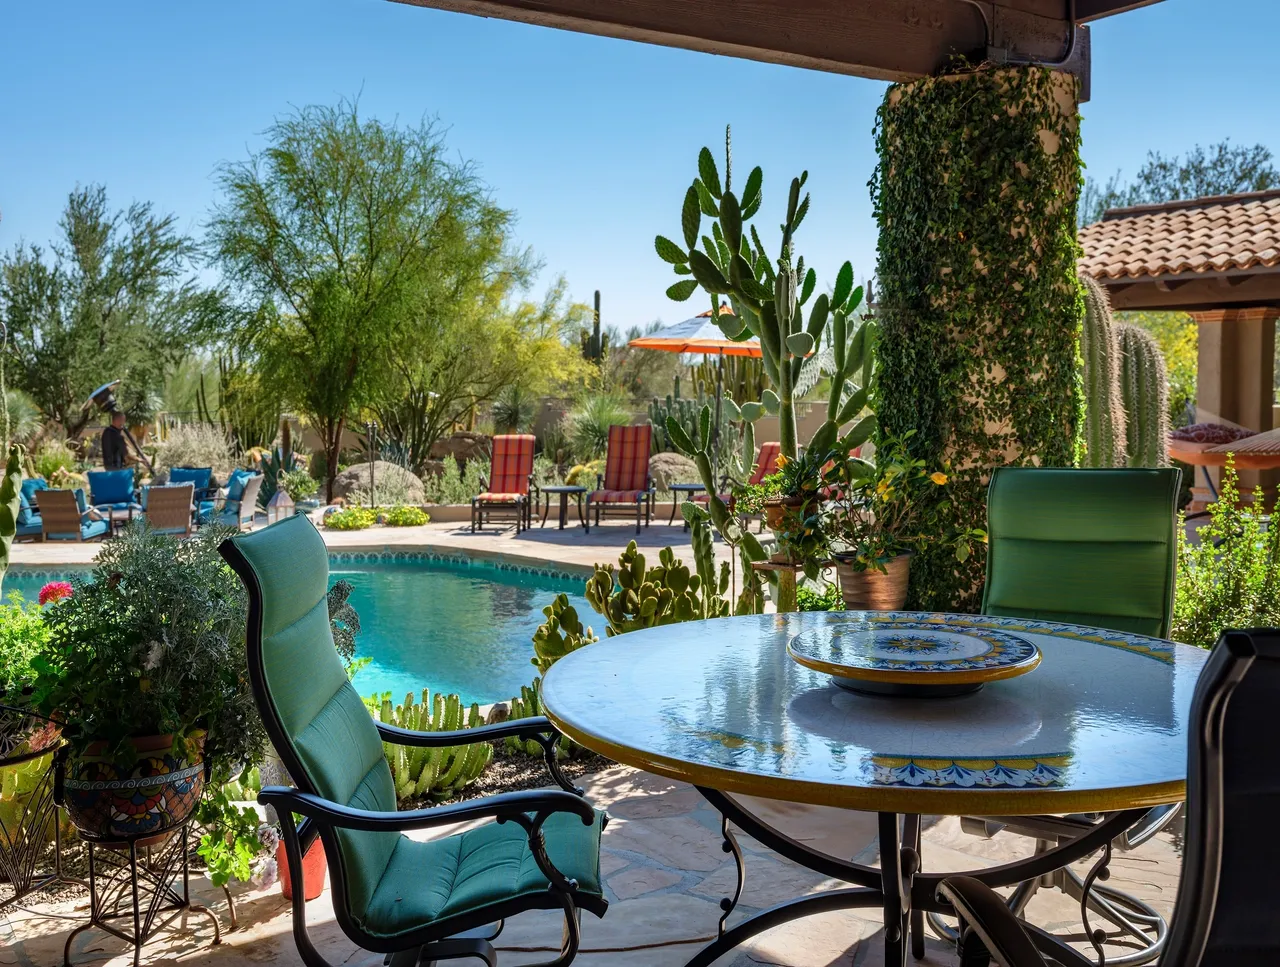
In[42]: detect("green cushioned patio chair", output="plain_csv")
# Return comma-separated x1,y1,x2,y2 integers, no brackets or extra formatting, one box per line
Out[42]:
923,466,1183,962
219,515,608,967
982,466,1182,638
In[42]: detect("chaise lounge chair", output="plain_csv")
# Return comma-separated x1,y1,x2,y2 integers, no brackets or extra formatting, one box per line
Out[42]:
584,425,655,535
472,434,537,533
218,515,608,967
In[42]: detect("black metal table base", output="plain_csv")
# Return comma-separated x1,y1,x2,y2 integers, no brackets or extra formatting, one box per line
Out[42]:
63,822,220,967
685,787,1145,967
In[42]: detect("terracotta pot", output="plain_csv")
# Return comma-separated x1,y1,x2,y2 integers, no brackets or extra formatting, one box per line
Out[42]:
63,733,205,844
763,496,807,563
279,838,327,901
834,553,912,611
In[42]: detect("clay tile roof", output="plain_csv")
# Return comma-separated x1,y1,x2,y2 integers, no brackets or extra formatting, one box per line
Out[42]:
1079,189,1280,281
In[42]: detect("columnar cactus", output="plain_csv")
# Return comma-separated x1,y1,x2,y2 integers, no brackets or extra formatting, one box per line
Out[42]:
504,679,579,759
656,128,876,460
1116,323,1171,468
585,540,731,636
0,444,24,597
372,690,493,801
1078,275,1128,468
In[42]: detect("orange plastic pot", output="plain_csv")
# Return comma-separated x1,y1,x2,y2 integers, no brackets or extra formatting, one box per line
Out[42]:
279,838,326,901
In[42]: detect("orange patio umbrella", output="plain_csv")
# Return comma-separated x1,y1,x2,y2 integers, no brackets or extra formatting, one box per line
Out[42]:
627,304,761,358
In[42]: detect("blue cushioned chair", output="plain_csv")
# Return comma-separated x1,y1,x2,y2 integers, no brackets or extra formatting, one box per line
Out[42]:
169,467,217,523
219,515,607,967
87,468,142,519
16,478,47,541
216,470,262,530
39,489,110,542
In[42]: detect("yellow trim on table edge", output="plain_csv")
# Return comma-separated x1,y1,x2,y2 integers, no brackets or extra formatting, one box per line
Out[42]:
545,709,1184,817
785,640,1042,686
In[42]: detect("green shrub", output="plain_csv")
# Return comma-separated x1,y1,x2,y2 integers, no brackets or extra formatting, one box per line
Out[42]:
324,507,376,530
566,394,630,462
280,468,319,501
423,457,484,505
31,442,76,481
383,505,429,527
492,385,538,434
1172,458,1280,649
797,583,843,612
156,423,235,475
0,593,51,702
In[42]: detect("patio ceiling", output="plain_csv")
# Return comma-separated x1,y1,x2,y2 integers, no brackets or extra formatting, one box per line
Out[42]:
389,1,1162,88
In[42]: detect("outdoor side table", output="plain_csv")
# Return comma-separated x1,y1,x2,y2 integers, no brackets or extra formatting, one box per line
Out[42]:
667,482,706,527
541,611,1207,967
539,485,586,529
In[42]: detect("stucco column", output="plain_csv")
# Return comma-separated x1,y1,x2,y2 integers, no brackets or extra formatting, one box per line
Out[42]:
1192,307,1278,500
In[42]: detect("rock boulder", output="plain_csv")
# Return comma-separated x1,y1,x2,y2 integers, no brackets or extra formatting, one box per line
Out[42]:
332,461,425,504
649,451,700,491
429,431,491,466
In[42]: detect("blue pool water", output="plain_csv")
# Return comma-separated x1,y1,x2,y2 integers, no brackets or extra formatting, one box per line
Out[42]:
5,561,593,706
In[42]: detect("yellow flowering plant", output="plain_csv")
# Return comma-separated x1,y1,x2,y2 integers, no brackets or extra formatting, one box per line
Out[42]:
822,432,985,573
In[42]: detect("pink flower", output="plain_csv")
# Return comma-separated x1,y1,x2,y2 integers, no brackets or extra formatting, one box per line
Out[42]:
38,581,73,606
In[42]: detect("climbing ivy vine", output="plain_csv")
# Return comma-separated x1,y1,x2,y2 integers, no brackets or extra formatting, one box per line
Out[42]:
871,67,1085,611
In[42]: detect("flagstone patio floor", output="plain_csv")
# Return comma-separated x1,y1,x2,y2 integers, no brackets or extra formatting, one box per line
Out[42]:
4,765,1181,967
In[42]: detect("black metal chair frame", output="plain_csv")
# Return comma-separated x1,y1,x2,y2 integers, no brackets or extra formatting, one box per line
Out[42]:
934,628,1278,967
582,474,655,535
471,474,538,534
220,536,606,967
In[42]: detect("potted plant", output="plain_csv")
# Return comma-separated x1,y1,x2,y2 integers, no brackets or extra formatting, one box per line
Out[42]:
31,526,267,843
736,447,831,575
822,433,984,610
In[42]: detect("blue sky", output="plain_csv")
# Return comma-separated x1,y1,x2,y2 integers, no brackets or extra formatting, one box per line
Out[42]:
2,0,1277,333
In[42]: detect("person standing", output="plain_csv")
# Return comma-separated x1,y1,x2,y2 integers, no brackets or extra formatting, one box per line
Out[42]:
101,410,128,469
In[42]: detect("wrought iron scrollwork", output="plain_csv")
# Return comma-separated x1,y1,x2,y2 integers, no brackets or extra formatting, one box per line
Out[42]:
717,814,745,938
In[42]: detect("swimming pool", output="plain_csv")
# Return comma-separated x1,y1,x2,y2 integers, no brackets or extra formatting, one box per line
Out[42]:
5,557,593,706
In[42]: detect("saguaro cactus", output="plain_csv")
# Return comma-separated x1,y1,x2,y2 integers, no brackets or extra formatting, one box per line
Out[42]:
1078,275,1128,468
1115,323,1170,468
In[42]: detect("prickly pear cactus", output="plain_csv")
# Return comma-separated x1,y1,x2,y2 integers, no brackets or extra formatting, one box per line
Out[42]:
532,593,598,675
585,540,731,637
0,444,24,597
371,690,493,801
1078,275,1128,468
1116,323,1170,468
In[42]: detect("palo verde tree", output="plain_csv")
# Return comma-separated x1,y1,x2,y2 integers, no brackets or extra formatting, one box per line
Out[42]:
0,185,220,437
209,99,499,500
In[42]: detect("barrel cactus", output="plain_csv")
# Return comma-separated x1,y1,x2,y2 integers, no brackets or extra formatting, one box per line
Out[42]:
371,690,493,801
1078,275,1128,468
1116,323,1170,468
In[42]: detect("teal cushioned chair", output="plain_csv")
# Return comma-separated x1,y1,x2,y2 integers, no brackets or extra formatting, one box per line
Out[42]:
982,466,1181,638
220,515,606,967
925,467,1184,960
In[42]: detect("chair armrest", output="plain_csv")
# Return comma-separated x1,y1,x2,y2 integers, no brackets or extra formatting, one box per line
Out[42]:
376,715,558,748
935,876,1048,967
595,474,603,491
377,715,583,794
527,474,538,498
258,784,595,833
479,474,490,492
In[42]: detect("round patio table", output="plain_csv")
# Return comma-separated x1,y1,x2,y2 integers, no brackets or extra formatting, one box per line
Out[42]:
541,611,1207,967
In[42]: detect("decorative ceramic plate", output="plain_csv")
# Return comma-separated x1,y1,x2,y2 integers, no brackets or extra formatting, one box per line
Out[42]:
787,620,1041,697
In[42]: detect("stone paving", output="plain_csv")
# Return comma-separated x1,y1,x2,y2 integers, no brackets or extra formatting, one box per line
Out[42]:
3,765,1181,967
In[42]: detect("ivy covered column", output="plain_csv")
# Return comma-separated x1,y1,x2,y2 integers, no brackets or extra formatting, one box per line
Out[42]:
872,68,1084,611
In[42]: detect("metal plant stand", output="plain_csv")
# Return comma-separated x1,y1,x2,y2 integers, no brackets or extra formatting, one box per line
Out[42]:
62,821,220,967
0,705,85,911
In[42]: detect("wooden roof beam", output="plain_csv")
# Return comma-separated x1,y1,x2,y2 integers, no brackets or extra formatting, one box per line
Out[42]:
385,0,1161,91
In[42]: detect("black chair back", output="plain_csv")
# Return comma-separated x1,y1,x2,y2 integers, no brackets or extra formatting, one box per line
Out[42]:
1164,629,1280,967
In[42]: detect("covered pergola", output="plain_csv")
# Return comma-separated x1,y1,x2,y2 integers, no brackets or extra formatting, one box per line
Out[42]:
1080,189,1280,496
391,1,1163,94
